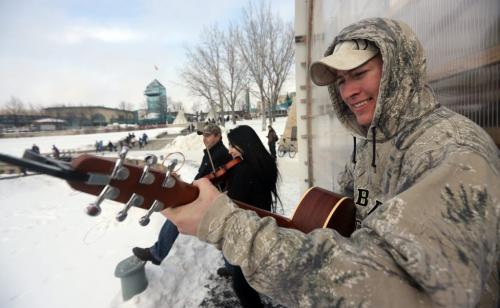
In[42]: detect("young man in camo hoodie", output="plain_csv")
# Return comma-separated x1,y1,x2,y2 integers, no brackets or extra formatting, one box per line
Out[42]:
163,18,499,307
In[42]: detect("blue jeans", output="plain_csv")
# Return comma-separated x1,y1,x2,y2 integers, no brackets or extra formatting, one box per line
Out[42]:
149,220,179,263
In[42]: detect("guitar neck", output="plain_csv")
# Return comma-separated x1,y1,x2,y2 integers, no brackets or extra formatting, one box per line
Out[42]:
232,200,296,229
0,152,355,236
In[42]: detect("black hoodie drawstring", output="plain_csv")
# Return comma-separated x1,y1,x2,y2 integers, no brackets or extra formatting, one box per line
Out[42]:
352,128,376,172
371,126,377,173
352,136,357,164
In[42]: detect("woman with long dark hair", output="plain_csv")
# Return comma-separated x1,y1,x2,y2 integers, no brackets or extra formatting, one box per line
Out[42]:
226,125,280,212
223,125,280,308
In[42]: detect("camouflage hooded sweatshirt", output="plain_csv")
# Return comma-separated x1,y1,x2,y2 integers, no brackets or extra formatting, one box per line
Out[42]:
197,18,500,307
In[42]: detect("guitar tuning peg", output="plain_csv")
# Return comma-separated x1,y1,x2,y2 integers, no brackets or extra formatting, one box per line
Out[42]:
119,146,129,159
86,185,119,216
86,203,102,216
110,146,130,180
162,159,178,188
145,154,158,165
139,200,164,226
116,193,144,222
139,154,157,185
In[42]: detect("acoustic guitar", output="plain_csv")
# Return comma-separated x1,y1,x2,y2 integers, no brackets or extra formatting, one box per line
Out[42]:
0,150,356,237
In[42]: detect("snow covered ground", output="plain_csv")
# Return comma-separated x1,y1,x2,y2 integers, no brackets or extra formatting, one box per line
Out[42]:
0,117,301,308
0,126,185,157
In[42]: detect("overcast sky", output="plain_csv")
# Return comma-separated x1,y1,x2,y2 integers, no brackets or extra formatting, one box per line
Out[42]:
0,0,294,112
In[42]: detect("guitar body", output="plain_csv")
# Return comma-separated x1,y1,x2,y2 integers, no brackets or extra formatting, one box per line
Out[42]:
235,187,356,237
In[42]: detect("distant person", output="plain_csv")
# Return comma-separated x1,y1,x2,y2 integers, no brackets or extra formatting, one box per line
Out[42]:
52,145,60,159
107,141,115,152
31,144,40,154
124,134,132,147
266,125,278,158
132,123,232,265
142,133,148,145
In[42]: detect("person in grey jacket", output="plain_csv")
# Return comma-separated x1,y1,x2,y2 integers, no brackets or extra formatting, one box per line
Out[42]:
161,18,499,307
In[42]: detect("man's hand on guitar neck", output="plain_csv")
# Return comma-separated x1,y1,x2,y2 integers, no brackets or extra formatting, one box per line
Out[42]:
161,178,222,236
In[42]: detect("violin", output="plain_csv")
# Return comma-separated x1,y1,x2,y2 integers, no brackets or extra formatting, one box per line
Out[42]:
203,157,242,182
0,150,356,236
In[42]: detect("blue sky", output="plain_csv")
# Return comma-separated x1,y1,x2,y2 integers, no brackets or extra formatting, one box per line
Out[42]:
0,0,294,111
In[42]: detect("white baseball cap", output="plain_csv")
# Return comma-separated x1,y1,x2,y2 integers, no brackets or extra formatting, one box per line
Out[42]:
310,39,379,86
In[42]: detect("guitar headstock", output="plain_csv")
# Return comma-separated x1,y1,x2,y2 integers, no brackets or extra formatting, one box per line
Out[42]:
68,148,198,225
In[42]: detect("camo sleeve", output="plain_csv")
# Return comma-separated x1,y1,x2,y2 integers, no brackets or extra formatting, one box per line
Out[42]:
197,151,499,307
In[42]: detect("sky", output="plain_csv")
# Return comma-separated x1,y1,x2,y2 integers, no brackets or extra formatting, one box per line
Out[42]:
0,117,301,307
0,0,295,112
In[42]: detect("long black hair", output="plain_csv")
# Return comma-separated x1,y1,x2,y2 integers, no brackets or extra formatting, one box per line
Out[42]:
227,125,281,212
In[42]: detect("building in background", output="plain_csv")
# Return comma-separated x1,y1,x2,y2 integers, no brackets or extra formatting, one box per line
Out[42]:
143,79,169,124
44,106,136,128
32,118,67,131
295,0,499,192
255,92,296,118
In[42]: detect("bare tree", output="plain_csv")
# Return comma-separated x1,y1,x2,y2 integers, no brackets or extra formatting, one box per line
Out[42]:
167,97,183,112
4,96,26,126
4,96,25,114
26,102,42,115
118,101,134,111
237,1,295,130
182,40,220,119
201,26,226,124
222,25,250,124
182,25,249,125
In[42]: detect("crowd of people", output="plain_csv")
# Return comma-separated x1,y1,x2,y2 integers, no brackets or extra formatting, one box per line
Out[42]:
91,132,149,154
25,131,152,164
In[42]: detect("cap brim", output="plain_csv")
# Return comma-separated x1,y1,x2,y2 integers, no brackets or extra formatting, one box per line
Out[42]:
310,50,378,86
310,62,336,86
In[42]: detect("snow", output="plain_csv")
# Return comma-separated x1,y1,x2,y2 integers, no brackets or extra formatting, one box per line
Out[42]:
0,117,301,308
0,127,187,157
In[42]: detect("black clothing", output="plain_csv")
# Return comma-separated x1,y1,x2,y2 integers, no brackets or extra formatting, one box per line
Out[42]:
267,128,278,158
194,139,232,180
226,160,272,211
141,138,232,266
232,266,264,308
268,143,276,159
132,247,160,265
52,146,60,159
224,159,271,308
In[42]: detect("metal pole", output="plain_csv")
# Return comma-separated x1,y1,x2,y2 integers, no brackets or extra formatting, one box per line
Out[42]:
305,0,314,188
